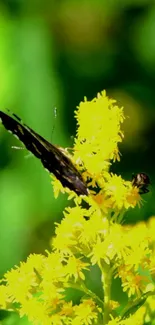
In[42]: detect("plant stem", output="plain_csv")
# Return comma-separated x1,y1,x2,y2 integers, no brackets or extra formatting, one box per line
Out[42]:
100,261,112,325
67,282,104,306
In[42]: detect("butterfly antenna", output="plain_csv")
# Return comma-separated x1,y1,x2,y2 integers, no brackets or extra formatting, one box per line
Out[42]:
51,107,57,139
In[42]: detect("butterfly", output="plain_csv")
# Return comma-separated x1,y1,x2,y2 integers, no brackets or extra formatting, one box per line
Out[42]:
0,111,88,196
132,172,150,194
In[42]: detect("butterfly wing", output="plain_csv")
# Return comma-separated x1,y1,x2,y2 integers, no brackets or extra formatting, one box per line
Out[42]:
0,111,88,196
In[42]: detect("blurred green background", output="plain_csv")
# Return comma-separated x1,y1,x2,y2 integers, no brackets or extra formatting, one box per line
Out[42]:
0,0,155,323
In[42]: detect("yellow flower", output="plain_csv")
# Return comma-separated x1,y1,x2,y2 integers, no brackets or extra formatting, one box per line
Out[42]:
103,174,141,210
109,300,120,310
121,271,148,297
88,223,131,266
51,176,66,198
20,298,51,325
121,306,146,325
74,91,124,176
147,217,155,242
50,314,64,325
0,285,11,310
50,90,141,213
107,316,121,325
59,301,73,316
107,306,146,325
79,213,109,247
73,299,98,325
42,251,66,281
4,261,38,304
65,256,89,281
146,295,155,316
122,222,151,270
52,207,87,254
89,237,110,266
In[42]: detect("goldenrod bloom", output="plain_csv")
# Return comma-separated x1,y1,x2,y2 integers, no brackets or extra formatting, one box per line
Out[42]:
0,91,152,325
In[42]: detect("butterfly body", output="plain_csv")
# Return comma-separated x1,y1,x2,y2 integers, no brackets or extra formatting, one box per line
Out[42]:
132,172,150,194
0,111,88,196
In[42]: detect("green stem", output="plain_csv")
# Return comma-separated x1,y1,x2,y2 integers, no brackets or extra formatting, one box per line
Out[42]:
67,282,104,306
120,291,155,319
100,261,112,325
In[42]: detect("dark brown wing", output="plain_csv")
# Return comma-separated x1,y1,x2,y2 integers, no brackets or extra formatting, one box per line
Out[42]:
0,111,88,196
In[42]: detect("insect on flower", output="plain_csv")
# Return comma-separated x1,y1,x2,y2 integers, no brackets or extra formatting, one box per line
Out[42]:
0,111,88,196
132,173,150,194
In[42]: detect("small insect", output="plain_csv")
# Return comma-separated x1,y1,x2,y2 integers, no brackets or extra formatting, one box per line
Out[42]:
0,111,88,196
132,173,150,194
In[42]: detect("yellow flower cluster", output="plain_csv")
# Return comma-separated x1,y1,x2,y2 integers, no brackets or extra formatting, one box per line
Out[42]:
0,252,101,325
0,91,153,325
52,91,141,211
0,218,155,324
74,91,124,175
